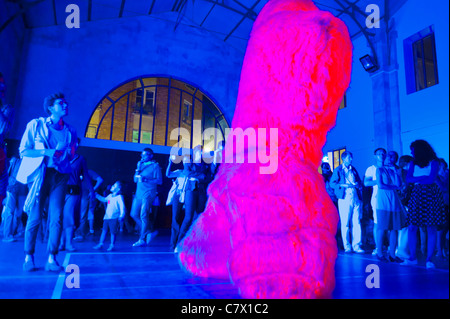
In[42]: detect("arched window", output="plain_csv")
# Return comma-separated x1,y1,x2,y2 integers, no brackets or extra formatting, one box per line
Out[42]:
85,76,229,152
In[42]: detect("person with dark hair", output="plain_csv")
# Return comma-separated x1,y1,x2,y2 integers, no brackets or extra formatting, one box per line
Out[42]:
330,151,364,253
211,140,225,179
93,181,126,251
130,147,162,247
166,146,209,251
396,154,414,260
1,155,27,242
402,140,446,269
436,158,449,258
321,162,338,207
16,92,77,272
375,149,406,262
0,72,14,208
386,151,399,170
59,138,95,251
364,148,387,257
74,169,103,240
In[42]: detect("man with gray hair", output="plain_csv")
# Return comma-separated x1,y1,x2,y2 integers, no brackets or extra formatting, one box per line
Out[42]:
330,151,364,253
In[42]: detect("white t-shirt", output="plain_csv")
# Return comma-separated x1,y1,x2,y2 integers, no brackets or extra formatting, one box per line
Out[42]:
365,165,378,209
104,194,126,220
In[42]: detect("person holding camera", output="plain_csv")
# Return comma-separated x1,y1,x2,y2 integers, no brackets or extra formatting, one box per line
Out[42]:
130,147,162,247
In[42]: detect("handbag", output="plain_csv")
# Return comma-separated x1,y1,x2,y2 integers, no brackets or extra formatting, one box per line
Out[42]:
178,177,188,203
166,181,177,206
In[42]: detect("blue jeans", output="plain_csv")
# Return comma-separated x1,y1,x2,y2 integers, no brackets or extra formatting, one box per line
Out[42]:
24,168,68,255
131,192,157,241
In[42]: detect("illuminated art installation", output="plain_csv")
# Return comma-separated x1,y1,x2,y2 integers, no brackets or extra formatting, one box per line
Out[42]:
177,0,352,298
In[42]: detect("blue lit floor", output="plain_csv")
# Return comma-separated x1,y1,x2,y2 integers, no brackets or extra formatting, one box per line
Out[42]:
0,229,448,299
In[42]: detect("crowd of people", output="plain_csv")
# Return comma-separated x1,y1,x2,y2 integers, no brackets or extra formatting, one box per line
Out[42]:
0,91,226,272
322,144,449,269
0,89,448,273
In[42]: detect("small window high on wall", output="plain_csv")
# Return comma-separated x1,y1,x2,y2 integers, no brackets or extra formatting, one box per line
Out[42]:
326,147,346,171
85,76,229,152
404,25,439,94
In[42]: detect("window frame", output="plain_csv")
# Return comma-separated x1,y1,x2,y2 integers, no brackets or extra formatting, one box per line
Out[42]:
404,25,439,94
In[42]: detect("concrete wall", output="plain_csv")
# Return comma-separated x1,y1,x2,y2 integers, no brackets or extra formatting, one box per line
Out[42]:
10,12,244,152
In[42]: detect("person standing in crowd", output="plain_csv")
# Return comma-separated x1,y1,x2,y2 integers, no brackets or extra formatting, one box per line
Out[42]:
131,148,162,247
166,154,189,252
191,145,210,221
0,72,15,209
2,155,27,242
93,181,126,251
211,140,225,180
59,138,95,251
321,162,338,208
364,148,386,256
375,149,406,262
16,92,77,272
74,169,103,241
402,140,446,269
166,146,209,251
321,161,341,249
396,155,414,260
435,158,449,258
386,151,400,171
330,151,364,253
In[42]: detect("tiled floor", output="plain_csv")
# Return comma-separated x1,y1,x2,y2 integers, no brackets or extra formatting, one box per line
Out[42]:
0,229,448,299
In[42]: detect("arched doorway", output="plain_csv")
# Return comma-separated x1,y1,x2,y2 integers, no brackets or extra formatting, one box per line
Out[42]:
85,75,229,152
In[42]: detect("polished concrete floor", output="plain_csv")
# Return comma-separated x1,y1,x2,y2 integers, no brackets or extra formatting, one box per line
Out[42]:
0,229,448,299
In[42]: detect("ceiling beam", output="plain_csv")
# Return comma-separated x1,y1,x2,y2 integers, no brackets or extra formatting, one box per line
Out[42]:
333,0,378,65
119,0,126,18
199,1,216,26
51,0,57,25
224,0,262,41
87,0,92,21
148,0,156,14
199,0,256,21
231,0,258,19
0,0,45,33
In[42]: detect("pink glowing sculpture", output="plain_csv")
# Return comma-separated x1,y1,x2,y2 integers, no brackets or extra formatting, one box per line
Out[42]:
177,0,352,298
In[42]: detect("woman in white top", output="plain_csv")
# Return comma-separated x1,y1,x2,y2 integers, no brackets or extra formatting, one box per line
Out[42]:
403,140,446,269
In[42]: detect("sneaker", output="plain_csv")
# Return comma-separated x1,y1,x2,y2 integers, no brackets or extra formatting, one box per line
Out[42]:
388,255,404,263
45,261,63,272
426,261,436,269
2,236,17,243
354,247,365,254
146,230,159,244
132,239,146,247
344,248,352,253
23,259,37,272
73,236,84,242
93,243,104,250
107,244,114,252
401,259,418,266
